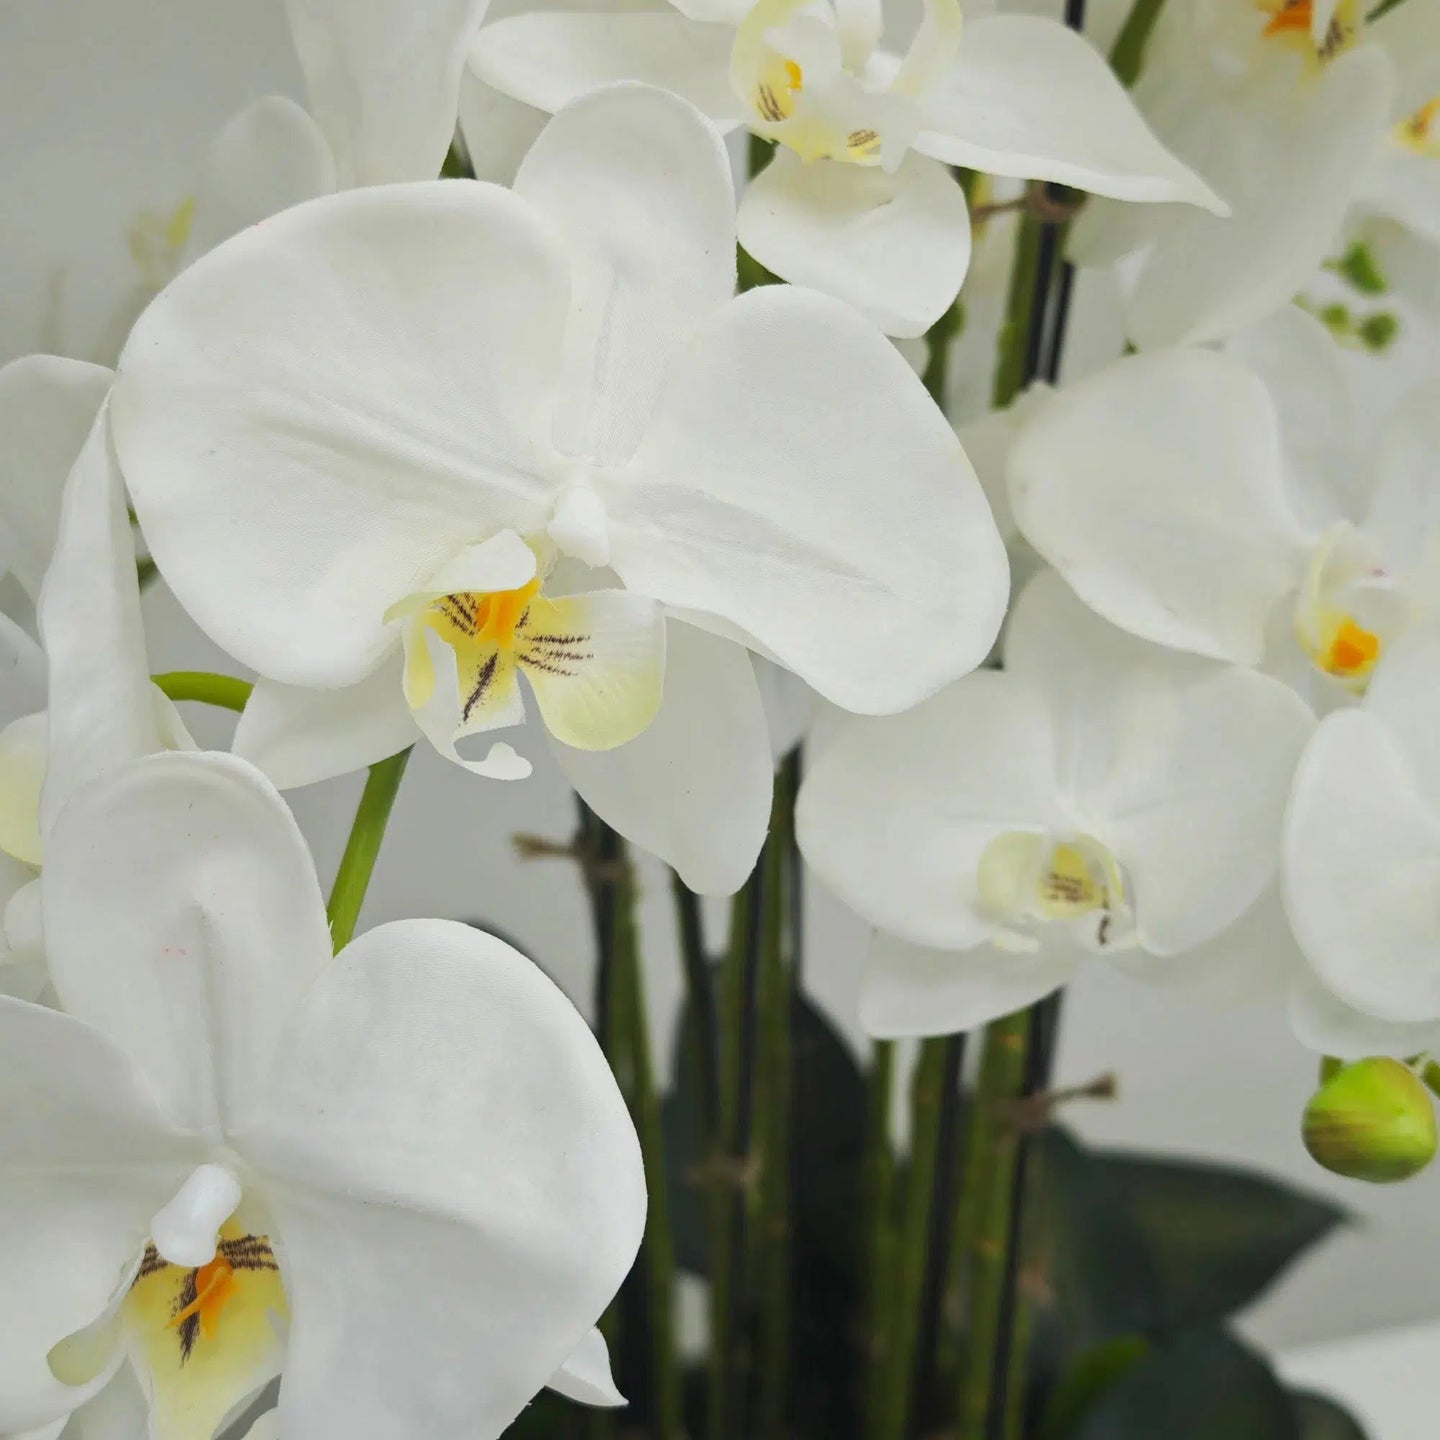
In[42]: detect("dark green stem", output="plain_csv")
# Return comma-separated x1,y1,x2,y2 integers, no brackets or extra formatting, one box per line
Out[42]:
863,1040,899,1431
152,670,252,713
992,216,1044,409
1109,0,1168,87
954,1010,1032,1440
325,748,412,953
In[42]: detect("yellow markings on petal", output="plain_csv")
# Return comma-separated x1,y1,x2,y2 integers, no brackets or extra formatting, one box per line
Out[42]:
977,831,1129,949
128,196,197,290
1397,97,1440,157
123,1225,287,1440
1258,0,1360,63
756,53,806,122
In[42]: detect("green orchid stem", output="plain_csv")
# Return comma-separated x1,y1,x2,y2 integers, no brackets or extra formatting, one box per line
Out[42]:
1109,0,1168,87
756,758,797,1440
863,1039,899,1432
606,840,684,1440
953,1008,1032,1440
152,670,253,713
875,1037,955,1440
325,747,412,954
992,216,1044,409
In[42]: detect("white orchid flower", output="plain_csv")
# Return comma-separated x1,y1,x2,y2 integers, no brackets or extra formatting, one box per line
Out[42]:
1010,306,1440,709
1284,627,1440,1060
0,749,645,1440
468,0,1221,336
0,0,489,365
112,84,1009,895
0,357,194,1002
796,569,1313,1036
1069,0,1440,349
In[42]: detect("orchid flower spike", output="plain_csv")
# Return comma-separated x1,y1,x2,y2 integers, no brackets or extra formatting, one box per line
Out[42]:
796,570,1313,1036
0,0,489,365
112,84,1009,895
1010,307,1440,711
469,0,1222,336
1070,0,1440,348
1284,628,1440,1061
0,750,645,1440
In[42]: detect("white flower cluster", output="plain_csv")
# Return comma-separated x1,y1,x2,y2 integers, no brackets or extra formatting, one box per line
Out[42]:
0,0,1437,1435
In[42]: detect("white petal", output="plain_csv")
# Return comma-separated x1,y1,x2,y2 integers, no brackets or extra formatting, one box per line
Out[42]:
61,1369,150,1440
458,72,550,185
0,999,191,1433
0,610,46,731
552,622,772,895
608,285,1009,713
244,919,645,1440
286,0,490,184
1289,962,1440,1062
1009,347,1310,665
521,589,666,749
1284,651,1440,1022
0,355,112,599
736,150,971,338
471,11,744,126
1368,0,1440,120
913,15,1222,211
796,672,1057,948
1121,47,1393,349
113,182,570,689
188,96,337,257
0,712,47,867
514,84,737,464
37,410,164,836
546,1328,625,1407
860,929,1076,1038
1226,305,1364,527
41,752,333,1135
233,659,419,792
1364,372,1440,587
1088,664,1313,956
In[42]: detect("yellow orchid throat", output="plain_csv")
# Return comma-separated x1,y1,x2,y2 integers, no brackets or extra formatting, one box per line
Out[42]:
977,832,1132,952
1398,97,1440,157
1259,0,1361,63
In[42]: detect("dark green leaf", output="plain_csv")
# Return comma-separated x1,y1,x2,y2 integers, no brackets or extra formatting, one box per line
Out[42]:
1099,1151,1347,1329
1292,1391,1370,1439
1071,1329,1300,1440
1041,1335,1150,1440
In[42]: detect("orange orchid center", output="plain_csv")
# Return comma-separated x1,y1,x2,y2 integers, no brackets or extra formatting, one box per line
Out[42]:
167,1254,238,1341
437,575,542,653
1259,0,1359,60
1263,0,1312,37
1322,617,1382,680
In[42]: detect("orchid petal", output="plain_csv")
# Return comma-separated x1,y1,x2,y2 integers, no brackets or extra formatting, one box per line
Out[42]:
609,284,1009,713
861,930,1076,1038
244,919,645,1440
513,84,736,465
285,0,491,185
736,149,971,338
1009,347,1310,664
470,11,744,127
552,622,772,895
458,73,550,185
41,752,334,1135
547,1328,624,1407
233,659,419,792
0,355,112,599
913,15,1222,211
796,671,1057,949
114,182,570,689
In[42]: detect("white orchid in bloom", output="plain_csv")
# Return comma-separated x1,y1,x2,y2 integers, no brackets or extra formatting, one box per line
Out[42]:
1070,0,1440,348
0,0,489,365
1010,307,1440,709
468,0,1221,335
1284,628,1440,1060
0,749,644,1440
0,356,195,1003
112,84,1008,895
796,571,1313,1035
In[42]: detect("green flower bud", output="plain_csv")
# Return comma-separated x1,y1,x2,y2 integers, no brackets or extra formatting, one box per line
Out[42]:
1303,1058,1438,1184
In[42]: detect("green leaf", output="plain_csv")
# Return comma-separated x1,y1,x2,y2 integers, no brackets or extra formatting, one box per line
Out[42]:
1292,1391,1370,1439
1041,1335,1151,1440
1099,1151,1347,1329
1070,1329,1300,1440
1031,1130,1163,1349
